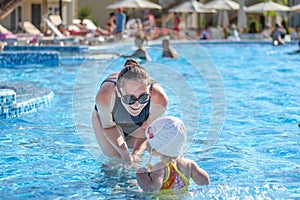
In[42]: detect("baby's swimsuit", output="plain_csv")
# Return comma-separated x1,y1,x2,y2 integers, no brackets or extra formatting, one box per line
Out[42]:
160,162,190,194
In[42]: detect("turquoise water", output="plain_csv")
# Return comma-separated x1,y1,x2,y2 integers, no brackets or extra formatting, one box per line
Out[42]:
0,41,299,199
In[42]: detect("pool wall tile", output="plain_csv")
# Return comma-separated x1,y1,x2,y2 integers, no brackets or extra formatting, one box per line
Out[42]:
3,45,89,53
0,84,54,120
0,51,59,67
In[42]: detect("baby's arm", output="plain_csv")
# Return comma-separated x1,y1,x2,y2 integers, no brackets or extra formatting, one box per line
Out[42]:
136,163,165,192
190,160,210,185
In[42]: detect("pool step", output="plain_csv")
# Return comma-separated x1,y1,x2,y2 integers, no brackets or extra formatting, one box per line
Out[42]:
0,82,53,119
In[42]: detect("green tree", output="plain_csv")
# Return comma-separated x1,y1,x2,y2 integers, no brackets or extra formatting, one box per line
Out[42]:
78,6,92,21
77,6,98,26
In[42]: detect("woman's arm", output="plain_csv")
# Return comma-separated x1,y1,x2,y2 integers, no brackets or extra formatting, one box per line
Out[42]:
149,83,169,119
132,134,148,159
103,126,133,163
121,49,151,61
96,82,133,163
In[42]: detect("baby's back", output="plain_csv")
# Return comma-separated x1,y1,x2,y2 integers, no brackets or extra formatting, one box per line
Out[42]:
175,157,193,179
175,157,210,185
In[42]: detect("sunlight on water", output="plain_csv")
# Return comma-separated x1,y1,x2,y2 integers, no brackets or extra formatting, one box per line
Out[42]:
0,41,299,199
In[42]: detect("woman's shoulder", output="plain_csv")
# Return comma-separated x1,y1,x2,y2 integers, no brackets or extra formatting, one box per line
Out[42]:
150,82,168,103
107,73,119,79
96,74,118,106
150,81,165,93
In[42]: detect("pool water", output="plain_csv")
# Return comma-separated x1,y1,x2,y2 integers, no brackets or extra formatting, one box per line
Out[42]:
0,41,299,199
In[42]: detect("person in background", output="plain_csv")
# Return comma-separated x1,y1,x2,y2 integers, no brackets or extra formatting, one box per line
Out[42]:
248,22,257,34
271,23,286,45
261,24,271,41
126,18,143,37
281,20,289,39
136,116,210,194
199,25,211,40
173,12,181,32
171,12,181,39
120,33,151,61
106,12,116,34
57,23,70,36
115,7,126,39
162,39,178,59
92,59,168,164
227,24,240,41
142,10,156,40
290,27,299,41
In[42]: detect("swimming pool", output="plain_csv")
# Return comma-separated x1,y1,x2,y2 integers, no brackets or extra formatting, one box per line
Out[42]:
0,41,299,199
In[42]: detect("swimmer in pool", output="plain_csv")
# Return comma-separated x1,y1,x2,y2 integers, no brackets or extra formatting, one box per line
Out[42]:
162,39,178,59
120,33,151,61
92,59,168,164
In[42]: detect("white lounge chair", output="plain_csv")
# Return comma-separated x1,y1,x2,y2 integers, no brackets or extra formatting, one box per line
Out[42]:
44,18,80,45
0,24,34,45
20,21,56,44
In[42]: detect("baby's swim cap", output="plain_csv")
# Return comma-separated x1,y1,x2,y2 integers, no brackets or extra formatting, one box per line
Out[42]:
146,116,186,157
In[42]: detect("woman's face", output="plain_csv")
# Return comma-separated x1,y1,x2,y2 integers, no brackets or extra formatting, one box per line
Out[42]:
118,79,150,116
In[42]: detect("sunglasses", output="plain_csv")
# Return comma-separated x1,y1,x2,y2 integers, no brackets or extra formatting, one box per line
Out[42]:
118,88,151,105
121,93,151,105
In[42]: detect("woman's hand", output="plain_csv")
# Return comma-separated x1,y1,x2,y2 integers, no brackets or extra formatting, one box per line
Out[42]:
121,151,134,163
132,154,141,163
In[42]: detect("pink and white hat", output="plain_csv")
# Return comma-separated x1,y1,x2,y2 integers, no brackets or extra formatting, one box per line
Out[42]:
146,116,186,157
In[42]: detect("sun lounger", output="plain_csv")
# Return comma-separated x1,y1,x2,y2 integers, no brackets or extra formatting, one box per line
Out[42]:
47,15,109,45
20,21,55,44
23,21,42,36
75,19,114,44
48,15,64,26
48,15,100,44
82,19,114,37
49,15,89,36
44,18,80,45
0,24,18,44
0,23,39,45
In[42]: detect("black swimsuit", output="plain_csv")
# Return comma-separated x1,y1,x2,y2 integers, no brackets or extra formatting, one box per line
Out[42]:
95,77,154,137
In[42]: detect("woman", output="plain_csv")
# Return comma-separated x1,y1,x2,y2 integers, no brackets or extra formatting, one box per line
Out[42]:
173,12,181,32
162,39,178,59
106,12,116,34
92,59,168,164
142,10,156,40
272,23,286,45
120,34,151,61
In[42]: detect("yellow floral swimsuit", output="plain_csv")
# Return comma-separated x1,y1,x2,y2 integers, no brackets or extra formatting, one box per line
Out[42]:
160,162,190,194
